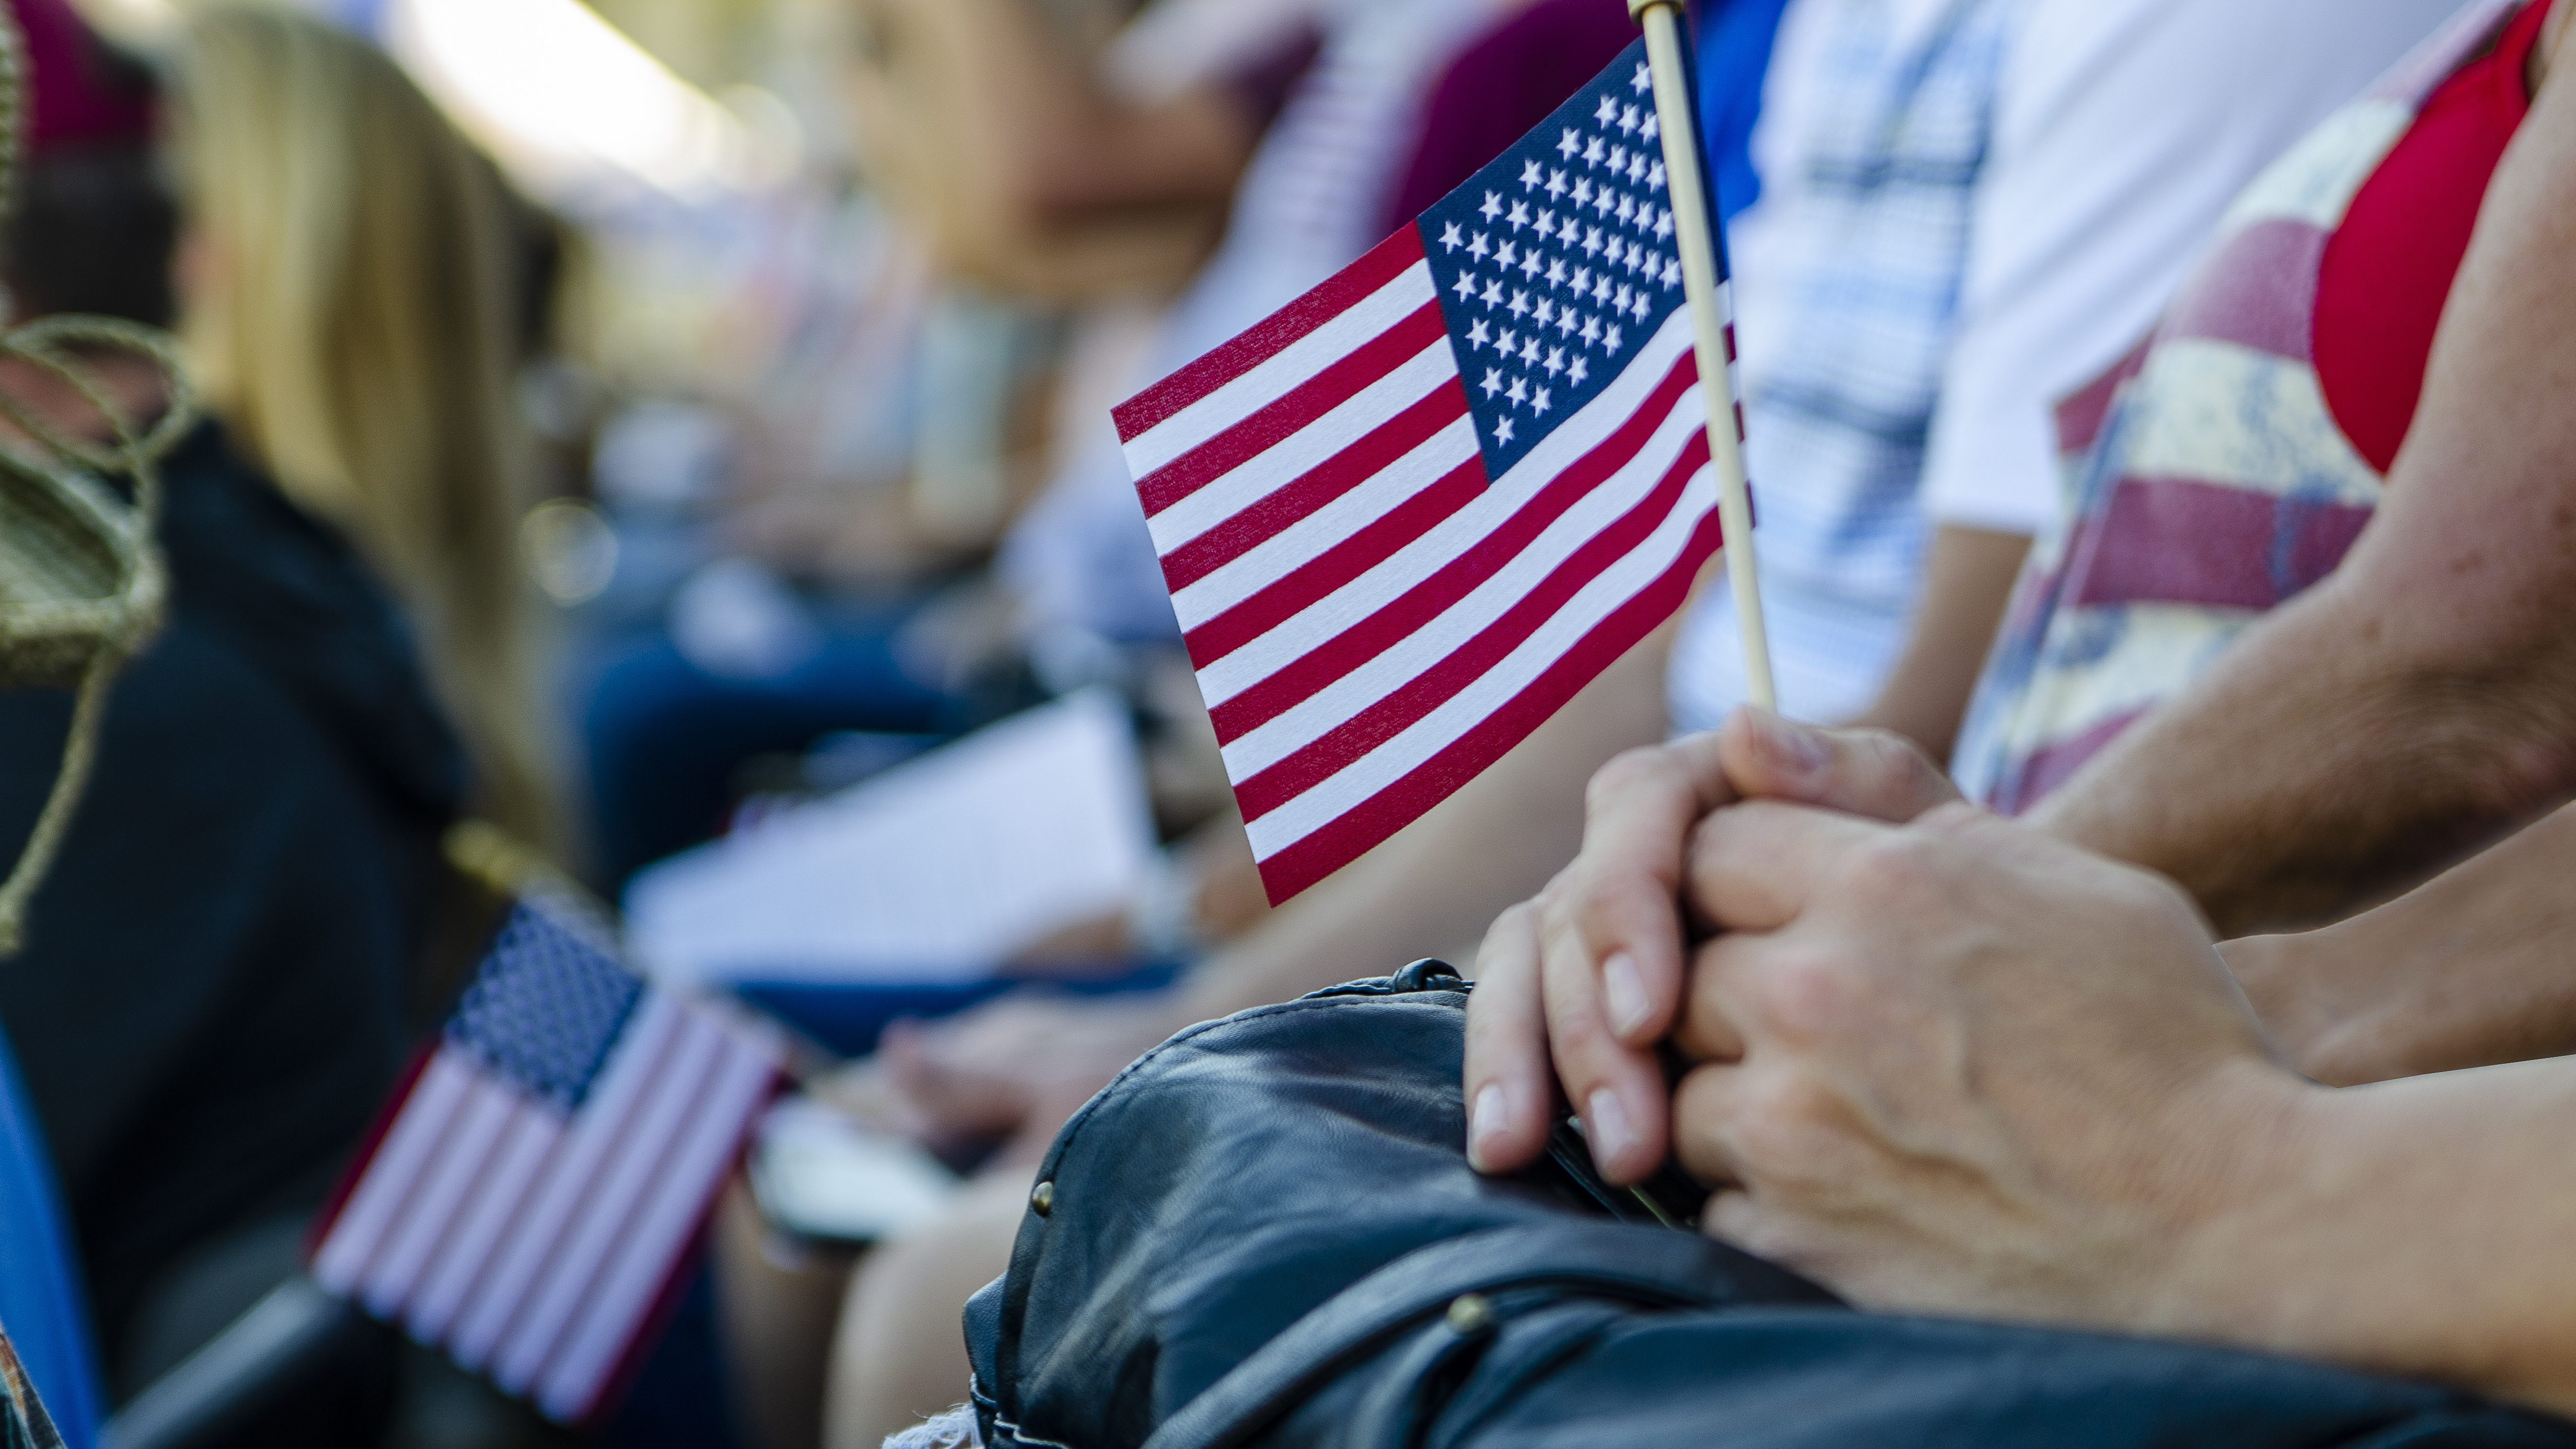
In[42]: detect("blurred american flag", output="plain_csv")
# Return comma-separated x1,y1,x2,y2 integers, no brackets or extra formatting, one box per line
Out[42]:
309,890,783,1423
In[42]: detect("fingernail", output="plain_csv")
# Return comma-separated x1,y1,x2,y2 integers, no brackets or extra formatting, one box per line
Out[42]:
1754,709,1830,776
1586,1089,1637,1174
1602,952,1652,1038
1468,1083,1511,1171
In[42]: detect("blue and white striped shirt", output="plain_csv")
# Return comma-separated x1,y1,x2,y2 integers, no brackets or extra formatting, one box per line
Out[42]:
1670,0,2018,730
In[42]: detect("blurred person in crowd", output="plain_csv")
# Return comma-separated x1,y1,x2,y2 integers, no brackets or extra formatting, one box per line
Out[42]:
1470,0,2576,1194
574,0,1318,890
0,2,540,1407
800,2,2463,1442
174,4,554,850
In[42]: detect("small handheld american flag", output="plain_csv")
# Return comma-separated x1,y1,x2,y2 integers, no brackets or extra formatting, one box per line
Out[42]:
1117,39,1747,903
309,889,784,1423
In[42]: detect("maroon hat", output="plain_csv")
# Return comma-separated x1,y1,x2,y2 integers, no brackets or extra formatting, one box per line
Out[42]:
10,0,152,153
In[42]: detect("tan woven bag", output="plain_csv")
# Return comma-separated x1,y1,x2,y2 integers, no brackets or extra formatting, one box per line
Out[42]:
0,4,196,953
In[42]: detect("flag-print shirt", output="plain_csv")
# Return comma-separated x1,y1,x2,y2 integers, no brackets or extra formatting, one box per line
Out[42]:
1953,0,2547,810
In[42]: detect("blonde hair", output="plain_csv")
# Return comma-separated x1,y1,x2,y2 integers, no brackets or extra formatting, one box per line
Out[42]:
171,4,556,845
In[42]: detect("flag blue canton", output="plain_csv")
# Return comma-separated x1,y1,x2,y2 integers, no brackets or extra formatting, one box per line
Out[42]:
1419,41,1695,479
446,898,644,1112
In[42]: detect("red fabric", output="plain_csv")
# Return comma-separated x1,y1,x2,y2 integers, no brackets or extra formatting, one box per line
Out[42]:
1376,0,1641,235
2314,0,2554,474
9,0,152,151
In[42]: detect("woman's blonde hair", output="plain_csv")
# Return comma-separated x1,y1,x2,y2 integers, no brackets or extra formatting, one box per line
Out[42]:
170,4,555,844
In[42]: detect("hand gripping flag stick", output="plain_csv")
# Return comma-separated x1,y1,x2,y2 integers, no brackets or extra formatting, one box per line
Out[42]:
1630,0,1776,709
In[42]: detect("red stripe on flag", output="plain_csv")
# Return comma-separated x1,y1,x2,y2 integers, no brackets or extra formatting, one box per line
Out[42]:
460,1000,688,1375
1182,456,1490,672
1201,353,1698,741
1231,427,1710,823
1136,303,1450,517
1159,378,1472,592
383,1089,528,1325
511,1017,718,1397
344,1056,491,1293
1114,228,1427,442
1252,509,1724,902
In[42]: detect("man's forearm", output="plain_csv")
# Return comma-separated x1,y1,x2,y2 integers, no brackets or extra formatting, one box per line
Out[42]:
2030,567,2576,934
2224,804,2576,1085
1174,629,1677,1022
2161,1057,2576,1418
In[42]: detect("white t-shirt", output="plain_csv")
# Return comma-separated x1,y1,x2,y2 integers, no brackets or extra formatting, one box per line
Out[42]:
1666,0,2469,732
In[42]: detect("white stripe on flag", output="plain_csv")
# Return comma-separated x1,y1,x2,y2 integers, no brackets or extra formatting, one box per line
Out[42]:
535,1032,775,1420
1169,417,1481,628
1120,260,1439,478
491,1005,723,1395
311,1050,478,1296
1190,312,1695,698
404,1101,563,1344
1218,379,1705,782
361,1074,520,1319
1247,462,1720,858
1144,336,1458,556
447,994,683,1373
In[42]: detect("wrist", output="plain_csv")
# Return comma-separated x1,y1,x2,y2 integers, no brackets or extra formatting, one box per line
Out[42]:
2133,1059,2343,1350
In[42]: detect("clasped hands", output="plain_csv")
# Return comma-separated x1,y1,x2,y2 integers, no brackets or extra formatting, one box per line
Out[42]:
1463,708,2316,1331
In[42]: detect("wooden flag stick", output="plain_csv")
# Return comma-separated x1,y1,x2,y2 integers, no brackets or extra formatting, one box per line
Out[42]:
1631,0,1777,711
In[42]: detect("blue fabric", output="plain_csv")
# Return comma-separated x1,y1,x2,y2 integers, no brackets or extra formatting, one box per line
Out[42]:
733,963,1182,1061
448,902,643,1110
1694,0,1792,222
1669,0,2020,733
574,604,961,889
0,1041,102,1449
596,1268,740,1449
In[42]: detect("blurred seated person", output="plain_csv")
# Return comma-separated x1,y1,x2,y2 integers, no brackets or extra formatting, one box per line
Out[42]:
574,0,1332,888
0,0,546,1398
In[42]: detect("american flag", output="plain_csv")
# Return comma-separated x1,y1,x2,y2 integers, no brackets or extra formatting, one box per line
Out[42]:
309,891,783,1423
1116,42,1741,903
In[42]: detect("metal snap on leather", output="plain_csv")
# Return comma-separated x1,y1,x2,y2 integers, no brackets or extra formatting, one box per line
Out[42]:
1444,1293,1494,1335
1031,1180,1055,1217
1392,958,1464,993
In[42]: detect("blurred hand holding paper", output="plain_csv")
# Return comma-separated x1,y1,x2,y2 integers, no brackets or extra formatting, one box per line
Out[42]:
625,690,1156,988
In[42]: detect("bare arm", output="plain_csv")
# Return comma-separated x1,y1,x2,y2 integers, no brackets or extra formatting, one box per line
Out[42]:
2029,44,2576,934
1845,524,2030,761
2224,802,2576,1085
